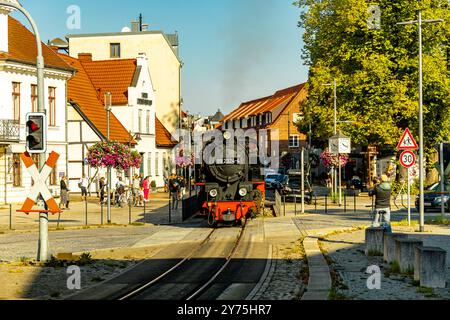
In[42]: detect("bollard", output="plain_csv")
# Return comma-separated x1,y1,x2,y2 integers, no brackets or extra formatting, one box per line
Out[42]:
9,204,12,230
129,200,132,225
144,200,146,224
85,200,88,226
354,194,357,213
344,192,347,213
396,238,423,274
384,233,408,263
325,195,328,214
365,227,385,256
294,195,297,216
101,203,104,225
314,195,317,213
283,195,286,217
414,246,447,288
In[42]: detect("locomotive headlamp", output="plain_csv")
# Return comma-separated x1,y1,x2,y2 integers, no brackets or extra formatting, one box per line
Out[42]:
239,188,248,197
209,189,218,198
223,131,232,140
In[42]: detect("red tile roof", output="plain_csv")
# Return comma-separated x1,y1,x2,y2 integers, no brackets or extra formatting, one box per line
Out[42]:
80,58,137,105
59,54,135,144
0,17,73,72
156,118,177,148
223,84,306,123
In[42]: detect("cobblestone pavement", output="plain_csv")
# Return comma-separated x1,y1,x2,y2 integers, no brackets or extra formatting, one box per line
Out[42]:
258,240,307,300
320,227,450,300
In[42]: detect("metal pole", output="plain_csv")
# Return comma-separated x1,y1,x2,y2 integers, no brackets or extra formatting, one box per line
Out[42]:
283,195,286,217
9,204,12,230
418,12,425,232
301,147,305,214
85,200,88,226
1,2,49,261
333,79,337,136
408,168,411,227
107,106,112,224
440,142,445,219
338,154,342,207
101,202,104,225
169,191,172,223
354,194,357,213
325,195,328,214
129,200,132,225
143,200,146,224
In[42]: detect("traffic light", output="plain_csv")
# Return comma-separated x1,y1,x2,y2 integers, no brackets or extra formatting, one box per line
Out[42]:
26,113,47,154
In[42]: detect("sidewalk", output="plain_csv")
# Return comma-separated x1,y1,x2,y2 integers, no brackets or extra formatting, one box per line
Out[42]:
288,202,450,300
0,192,182,232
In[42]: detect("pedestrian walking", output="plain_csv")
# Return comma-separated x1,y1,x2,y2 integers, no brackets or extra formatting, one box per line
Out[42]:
369,174,392,233
60,175,69,210
132,174,143,206
143,176,150,203
79,174,89,201
169,173,180,210
99,177,106,204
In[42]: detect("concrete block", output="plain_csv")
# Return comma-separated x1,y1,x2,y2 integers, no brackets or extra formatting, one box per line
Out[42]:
395,239,423,274
365,227,385,256
384,233,408,263
414,246,447,288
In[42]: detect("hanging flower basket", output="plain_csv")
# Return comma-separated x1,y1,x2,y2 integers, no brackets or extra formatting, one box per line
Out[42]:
86,141,142,172
320,149,349,168
176,149,194,168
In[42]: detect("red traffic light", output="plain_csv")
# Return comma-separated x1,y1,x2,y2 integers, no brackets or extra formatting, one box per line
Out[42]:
27,120,40,132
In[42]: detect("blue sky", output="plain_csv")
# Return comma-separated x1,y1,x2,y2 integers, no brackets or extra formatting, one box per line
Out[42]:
17,0,308,116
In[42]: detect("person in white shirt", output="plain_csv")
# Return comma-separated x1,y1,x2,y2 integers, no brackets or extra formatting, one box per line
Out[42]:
79,174,89,201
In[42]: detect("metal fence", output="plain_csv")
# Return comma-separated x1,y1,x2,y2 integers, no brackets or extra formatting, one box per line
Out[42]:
0,119,20,142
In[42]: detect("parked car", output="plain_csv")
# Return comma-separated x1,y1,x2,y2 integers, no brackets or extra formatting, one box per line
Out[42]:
415,182,450,212
281,172,313,204
265,174,283,189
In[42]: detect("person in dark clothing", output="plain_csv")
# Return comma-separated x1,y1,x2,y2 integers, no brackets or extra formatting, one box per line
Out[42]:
169,173,180,210
99,177,106,204
369,175,392,232
60,176,70,210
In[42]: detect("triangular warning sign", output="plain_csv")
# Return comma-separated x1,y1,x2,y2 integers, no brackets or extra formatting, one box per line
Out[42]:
397,128,418,150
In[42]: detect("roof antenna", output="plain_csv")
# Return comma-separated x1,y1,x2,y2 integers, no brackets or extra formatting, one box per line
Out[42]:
139,13,143,32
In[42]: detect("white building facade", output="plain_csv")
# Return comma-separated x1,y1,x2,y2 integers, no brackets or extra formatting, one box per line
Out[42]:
0,10,73,204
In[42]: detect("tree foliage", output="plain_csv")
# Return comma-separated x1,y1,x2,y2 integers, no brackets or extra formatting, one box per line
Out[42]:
295,0,450,159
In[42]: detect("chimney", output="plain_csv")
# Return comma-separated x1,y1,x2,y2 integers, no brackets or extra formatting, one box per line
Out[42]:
131,20,140,32
78,53,92,62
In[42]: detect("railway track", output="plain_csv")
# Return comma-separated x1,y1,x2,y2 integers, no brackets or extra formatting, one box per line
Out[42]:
118,221,248,301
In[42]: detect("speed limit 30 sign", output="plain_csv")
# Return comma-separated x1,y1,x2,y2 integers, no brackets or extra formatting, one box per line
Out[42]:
400,151,416,168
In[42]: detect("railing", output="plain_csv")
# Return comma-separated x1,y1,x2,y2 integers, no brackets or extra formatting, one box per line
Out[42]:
0,120,20,142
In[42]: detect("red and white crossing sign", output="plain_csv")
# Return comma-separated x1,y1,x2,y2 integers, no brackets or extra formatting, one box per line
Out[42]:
400,151,416,169
397,128,418,150
18,151,61,215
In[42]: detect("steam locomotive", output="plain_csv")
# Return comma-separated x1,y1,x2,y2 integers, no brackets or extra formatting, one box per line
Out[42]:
195,132,265,227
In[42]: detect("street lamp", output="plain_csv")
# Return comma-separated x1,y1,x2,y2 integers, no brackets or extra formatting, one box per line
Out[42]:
322,80,339,204
0,0,49,261
104,92,112,224
397,12,444,232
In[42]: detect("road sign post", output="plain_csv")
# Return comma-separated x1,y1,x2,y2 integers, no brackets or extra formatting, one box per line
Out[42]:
398,128,418,229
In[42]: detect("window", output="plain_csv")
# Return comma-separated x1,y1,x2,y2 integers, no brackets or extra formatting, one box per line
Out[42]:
31,85,38,112
48,87,56,126
110,43,121,58
146,110,151,134
13,153,22,187
155,152,160,176
138,109,143,133
289,135,300,148
147,152,152,177
12,82,20,123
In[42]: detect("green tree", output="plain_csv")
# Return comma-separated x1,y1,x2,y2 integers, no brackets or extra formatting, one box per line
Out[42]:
295,0,450,162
